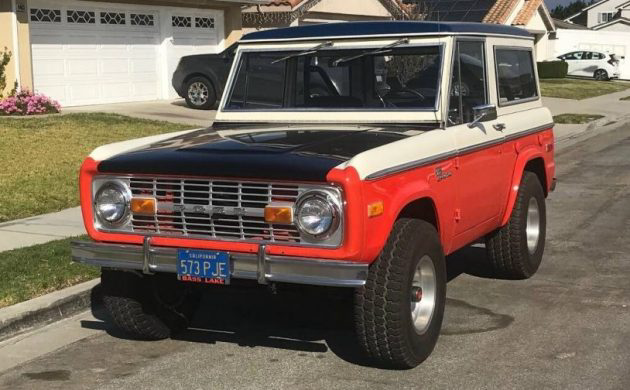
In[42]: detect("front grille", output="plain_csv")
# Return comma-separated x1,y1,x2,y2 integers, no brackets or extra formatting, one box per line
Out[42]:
128,177,302,243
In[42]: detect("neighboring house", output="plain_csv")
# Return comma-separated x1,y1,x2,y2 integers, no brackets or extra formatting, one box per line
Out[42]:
241,0,399,30
417,0,556,60
565,0,630,30
0,0,267,106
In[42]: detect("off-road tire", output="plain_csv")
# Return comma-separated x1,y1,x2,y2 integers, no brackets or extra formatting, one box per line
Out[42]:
102,270,201,340
485,171,546,279
354,218,446,369
184,76,216,110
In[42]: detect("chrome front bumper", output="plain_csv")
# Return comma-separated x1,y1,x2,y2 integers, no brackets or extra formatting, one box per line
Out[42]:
71,240,368,288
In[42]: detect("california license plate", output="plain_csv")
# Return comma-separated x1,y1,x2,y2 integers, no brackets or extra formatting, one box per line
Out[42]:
176,249,230,285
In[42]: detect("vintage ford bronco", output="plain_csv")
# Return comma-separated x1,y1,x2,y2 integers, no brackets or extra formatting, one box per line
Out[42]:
72,21,555,368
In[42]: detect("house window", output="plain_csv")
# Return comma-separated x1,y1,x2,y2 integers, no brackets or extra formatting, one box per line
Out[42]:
30,8,61,23
598,12,615,23
100,12,126,25
172,16,192,28
67,10,95,24
495,48,538,105
131,13,154,26
195,17,215,29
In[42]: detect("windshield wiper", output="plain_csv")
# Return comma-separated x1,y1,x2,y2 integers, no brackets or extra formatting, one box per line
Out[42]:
332,38,410,66
270,41,333,64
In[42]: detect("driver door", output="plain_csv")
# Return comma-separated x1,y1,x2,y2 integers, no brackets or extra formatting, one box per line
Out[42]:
448,40,505,237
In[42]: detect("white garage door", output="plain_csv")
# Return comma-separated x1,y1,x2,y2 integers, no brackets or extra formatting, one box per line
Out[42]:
29,1,224,106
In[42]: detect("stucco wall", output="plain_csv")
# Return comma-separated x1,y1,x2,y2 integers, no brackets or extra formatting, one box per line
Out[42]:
598,21,630,31
586,0,627,27
0,0,17,96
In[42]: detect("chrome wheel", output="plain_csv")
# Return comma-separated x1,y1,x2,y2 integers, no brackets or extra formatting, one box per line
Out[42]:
526,197,540,255
188,82,209,106
410,255,437,335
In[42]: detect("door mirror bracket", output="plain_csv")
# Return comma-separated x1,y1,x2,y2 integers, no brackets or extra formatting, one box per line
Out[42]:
468,104,497,128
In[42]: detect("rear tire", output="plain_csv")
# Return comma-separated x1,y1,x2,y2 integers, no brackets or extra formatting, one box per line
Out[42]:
485,171,547,279
354,218,446,369
184,76,216,110
594,69,609,81
102,270,201,340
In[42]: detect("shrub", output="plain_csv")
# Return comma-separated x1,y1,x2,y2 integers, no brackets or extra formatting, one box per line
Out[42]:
0,89,61,116
0,47,17,99
537,61,568,79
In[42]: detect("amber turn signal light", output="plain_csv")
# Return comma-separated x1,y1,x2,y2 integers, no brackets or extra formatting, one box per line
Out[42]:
264,204,294,225
367,201,384,217
131,197,156,215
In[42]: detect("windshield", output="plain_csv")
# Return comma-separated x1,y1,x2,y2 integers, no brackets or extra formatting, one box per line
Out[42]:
225,45,442,111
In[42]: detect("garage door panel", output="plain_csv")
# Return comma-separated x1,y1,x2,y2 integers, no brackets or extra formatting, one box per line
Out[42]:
102,83,132,99
32,59,65,76
68,59,99,76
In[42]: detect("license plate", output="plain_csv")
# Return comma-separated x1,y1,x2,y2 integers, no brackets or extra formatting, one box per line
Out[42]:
176,249,230,285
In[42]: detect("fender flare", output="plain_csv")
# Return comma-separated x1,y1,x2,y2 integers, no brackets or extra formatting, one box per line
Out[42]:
500,147,546,226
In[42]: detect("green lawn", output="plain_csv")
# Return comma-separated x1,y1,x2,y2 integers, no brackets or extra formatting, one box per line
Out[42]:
0,113,192,222
0,236,98,308
540,78,630,100
553,113,604,124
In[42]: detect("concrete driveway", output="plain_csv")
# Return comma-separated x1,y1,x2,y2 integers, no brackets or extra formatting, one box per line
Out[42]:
65,99,215,128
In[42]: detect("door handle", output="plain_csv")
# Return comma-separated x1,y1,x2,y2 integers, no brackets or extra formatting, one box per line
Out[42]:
493,123,506,132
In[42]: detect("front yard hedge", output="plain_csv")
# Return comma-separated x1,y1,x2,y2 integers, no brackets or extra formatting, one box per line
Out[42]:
537,61,568,79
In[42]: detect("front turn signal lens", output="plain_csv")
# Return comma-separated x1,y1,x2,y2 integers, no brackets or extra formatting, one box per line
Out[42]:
130,197,156,215
367,201,384,218
264,204,294,225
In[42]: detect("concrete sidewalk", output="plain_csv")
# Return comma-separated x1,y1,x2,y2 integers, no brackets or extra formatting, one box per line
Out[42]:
0,208,85,252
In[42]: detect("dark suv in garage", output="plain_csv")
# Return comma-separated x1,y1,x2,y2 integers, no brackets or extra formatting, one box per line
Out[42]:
172,44,236,110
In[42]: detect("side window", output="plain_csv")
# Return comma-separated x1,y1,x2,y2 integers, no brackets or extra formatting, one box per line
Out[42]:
448,41,487,125
227,53,286,109
584,51,593,60
495,48,538,105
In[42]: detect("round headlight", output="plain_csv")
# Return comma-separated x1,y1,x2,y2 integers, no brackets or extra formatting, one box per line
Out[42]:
94,182,130,226
295,191,340,239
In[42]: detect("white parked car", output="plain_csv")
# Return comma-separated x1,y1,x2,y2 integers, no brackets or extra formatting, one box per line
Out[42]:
553,50,620,81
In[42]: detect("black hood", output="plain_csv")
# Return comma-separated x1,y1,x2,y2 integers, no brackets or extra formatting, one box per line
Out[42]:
97,125,422,181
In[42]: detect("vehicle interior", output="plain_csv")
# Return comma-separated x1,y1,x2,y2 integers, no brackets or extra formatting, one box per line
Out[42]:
226,46,442,111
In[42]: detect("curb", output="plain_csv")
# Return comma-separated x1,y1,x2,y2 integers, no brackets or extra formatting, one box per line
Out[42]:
0,279,101,342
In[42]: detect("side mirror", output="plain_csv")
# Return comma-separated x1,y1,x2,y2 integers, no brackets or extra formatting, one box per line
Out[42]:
468,104,497,128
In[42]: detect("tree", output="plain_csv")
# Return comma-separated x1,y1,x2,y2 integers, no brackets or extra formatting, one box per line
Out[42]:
394,0,427,21
550,0,595,20
0,48,13,99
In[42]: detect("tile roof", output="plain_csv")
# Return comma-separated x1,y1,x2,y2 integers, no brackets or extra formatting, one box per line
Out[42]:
266,0,304,7
513,0,543,25
483,0,519,24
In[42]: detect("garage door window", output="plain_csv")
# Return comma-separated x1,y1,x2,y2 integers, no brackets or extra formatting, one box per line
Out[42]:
172,16,192,28
67,10,95,24
195,17,215,29
130,13,154,26
495,48,538,106
100,12,126,25
30,8,61,23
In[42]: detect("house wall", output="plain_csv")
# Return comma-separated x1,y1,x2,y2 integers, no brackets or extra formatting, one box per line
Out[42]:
553,28,630,79
525,8,553,61
0,0,33,95
307,0,390,18
585,0,627,27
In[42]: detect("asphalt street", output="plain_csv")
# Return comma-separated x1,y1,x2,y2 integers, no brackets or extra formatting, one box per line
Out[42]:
1,122,630,389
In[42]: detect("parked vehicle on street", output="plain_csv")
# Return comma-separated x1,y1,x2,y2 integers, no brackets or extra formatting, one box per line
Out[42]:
73,21,556,369
553,50,620,81
172,44,237,110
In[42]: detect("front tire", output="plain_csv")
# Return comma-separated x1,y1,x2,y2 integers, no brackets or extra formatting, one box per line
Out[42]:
102,270,201,340
485,171,547,279
184,76,216,110
594,69,609,81
354,219,446,369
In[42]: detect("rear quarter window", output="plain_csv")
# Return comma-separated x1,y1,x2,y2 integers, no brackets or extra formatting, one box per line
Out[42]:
495,48,538,106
